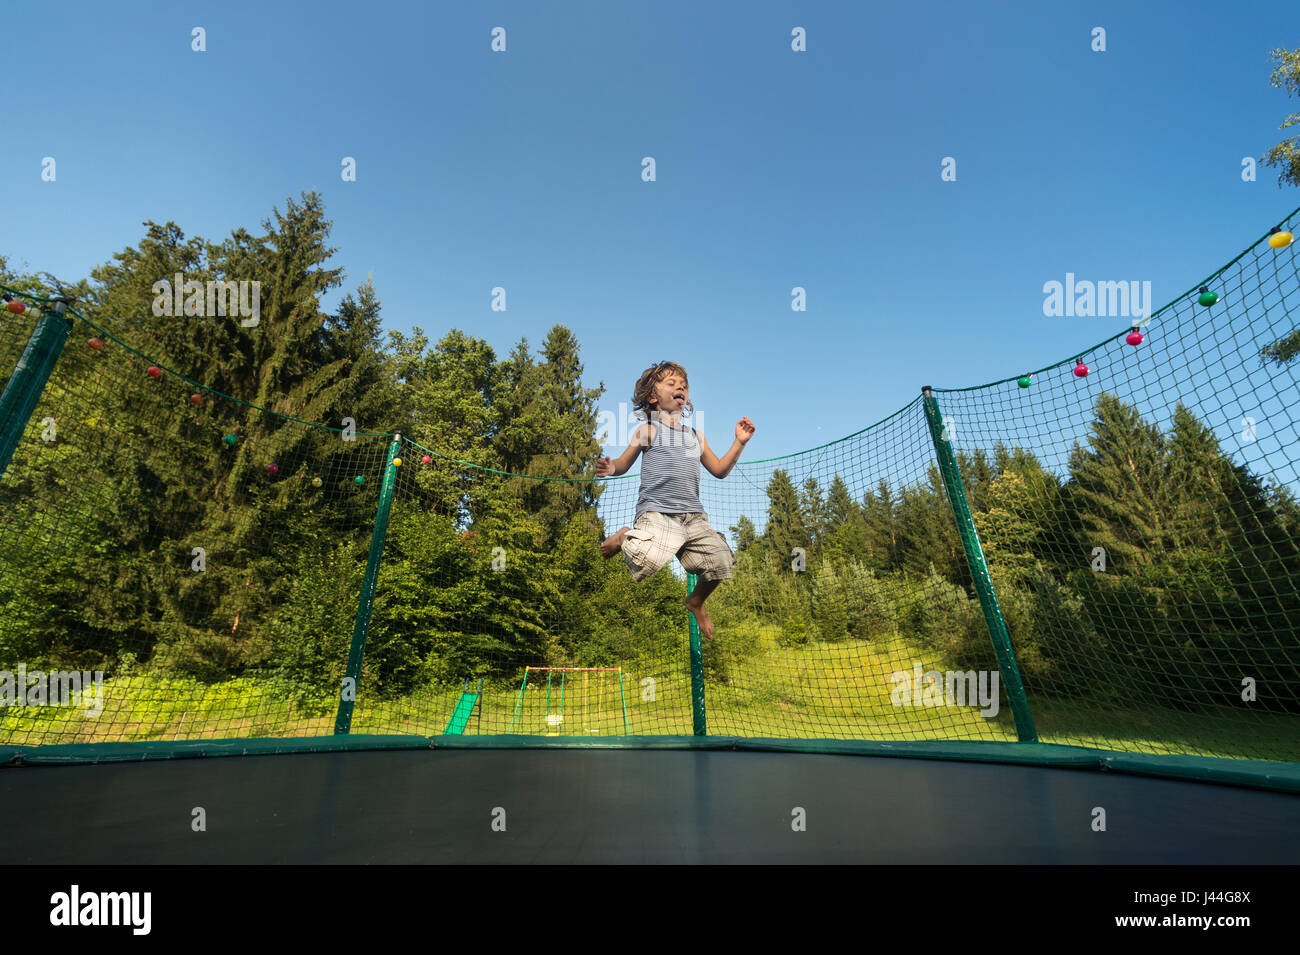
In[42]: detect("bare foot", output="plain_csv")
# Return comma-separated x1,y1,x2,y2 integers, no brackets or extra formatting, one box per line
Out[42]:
684,595,715,639
601,527,629,558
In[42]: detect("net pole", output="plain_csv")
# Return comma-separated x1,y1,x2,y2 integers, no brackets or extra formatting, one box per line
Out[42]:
618,669,630,734
686,572,706,735
0,299,71,481
333,432,402,734
921,387,1037,741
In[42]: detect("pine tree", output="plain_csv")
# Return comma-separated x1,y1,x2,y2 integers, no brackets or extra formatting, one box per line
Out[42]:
800,476,828,555
1067,391,1171,578
861,479,900,573
825,474,860,528
895,466,964,585
974,467,1040,583
498,326,604,546
492,338,538,473
1057,394,1300,709
1161,403,1300,705
957,447,996,514
404,327,501,523
730,515,757,552
817,474,867,568
763,469,810,569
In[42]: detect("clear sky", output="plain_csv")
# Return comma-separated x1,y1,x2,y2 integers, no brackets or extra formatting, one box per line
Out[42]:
3,0,1297,461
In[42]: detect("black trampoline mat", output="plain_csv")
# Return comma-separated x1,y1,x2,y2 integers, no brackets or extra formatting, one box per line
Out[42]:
3,749,1296,863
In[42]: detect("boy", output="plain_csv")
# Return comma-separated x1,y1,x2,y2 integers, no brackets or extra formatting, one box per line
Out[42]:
595,360,756,639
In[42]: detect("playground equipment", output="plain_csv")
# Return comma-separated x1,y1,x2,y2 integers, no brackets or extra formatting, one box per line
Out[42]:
442,678,484,735
509,667,631,736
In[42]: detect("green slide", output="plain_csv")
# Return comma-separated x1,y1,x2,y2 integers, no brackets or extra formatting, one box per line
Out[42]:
443,679,483,735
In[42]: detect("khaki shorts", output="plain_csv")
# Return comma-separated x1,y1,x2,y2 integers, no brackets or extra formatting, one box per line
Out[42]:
622,511,736,583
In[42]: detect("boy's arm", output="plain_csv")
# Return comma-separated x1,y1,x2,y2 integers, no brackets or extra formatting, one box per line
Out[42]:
596,422,653,476
698,417,755,478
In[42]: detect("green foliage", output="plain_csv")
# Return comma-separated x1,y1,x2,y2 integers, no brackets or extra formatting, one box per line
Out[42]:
703,618,759,683
899,565,976,657
1260,47,1300,190
761,469,809,566
262,539,365,693
896,470,966,585
729,515,757,552
809,559,894,642
974,467,1040,581
777,619,810,648
366,504,555,690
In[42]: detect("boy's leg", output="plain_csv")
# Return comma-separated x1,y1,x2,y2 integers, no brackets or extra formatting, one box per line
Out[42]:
677,514,737,639
683,577,721,639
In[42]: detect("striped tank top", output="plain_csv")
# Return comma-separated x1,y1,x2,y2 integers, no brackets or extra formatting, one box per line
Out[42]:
635,419,703,519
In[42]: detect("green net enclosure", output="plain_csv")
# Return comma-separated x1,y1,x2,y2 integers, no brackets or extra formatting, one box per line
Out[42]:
1,214,1298,776
926,233,1300,762
0,297,395,743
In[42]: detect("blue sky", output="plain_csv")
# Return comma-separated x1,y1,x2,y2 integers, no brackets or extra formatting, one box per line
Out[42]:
3,0,1297,462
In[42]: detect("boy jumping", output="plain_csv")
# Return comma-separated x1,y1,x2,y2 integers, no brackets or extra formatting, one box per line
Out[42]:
595,360,756,639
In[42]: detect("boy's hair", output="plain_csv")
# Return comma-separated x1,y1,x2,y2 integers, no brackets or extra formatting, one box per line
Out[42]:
632,360,694,421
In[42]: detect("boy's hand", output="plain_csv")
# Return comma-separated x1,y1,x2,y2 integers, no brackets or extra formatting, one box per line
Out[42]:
595,456,614,477
735,417,756,444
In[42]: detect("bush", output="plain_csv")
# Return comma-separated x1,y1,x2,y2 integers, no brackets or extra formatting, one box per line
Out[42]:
703,619,760,683
262,540,365,692
840,560,896,639
778,619,810,648
810,563,849,640
899,566,975,656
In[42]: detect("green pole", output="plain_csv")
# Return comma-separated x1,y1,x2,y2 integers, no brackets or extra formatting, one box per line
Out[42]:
510,670,528,733
0,299,72,482
920,387,1037,742
334,433,403,734
687,572,706,735
618,669,630,734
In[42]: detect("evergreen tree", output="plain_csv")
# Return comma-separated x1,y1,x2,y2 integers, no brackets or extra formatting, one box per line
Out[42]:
1061,394,1300,709
974,467,1040,583
762,469,810,569
1160,403,1300,704
895,466,964,585
861,479,900,573
495,326,604,546
825,474,859,528
401,326,501,523
1067,391,1171,577
818,475,867,568
730,515,757,552
800,476,828,555
957,447,996,514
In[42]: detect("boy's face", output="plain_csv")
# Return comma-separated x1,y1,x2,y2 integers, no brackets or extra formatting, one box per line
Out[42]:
650,372,689,415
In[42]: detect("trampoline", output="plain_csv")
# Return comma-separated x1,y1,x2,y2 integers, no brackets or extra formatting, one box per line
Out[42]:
3,741,1297,864
4,224,1300,868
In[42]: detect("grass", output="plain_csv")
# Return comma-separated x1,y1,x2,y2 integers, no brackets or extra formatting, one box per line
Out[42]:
4,627,1298,762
